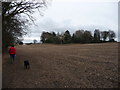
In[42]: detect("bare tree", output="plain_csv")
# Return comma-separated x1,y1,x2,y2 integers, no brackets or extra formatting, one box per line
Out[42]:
108,30,116,41
93,29,100,42
82,31,93,43
33,39,37,44
64,30,71,43
101,31,109,41
2,0,49,50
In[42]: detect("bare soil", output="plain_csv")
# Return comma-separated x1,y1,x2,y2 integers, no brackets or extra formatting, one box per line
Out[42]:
2,43,119,88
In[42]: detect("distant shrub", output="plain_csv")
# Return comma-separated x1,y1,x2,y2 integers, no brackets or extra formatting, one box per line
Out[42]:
19,42,23,45
26,43,32,45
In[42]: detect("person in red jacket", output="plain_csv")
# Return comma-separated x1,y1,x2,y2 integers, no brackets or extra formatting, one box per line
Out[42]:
9,45,16,64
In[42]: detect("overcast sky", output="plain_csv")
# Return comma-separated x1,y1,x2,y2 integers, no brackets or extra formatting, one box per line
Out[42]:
23,0,119,43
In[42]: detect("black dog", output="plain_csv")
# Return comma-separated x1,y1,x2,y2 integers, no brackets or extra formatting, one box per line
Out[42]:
24,60,30,69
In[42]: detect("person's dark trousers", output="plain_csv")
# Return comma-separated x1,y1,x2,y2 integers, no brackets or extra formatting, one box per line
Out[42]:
10,54,15,64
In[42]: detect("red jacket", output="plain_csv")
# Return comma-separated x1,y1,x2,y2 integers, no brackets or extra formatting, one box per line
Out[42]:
9,47,16,54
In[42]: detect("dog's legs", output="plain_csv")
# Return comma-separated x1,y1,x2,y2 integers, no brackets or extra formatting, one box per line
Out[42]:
28,65,30,69
25,65,27,69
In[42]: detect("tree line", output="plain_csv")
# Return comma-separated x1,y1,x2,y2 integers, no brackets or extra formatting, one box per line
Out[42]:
41,29,116,44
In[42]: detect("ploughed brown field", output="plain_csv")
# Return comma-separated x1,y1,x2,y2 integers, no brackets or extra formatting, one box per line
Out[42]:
3,43,119,88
